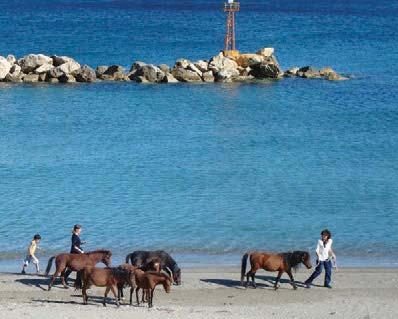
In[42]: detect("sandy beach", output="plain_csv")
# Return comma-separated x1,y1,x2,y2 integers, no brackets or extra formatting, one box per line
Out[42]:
0,267,397,319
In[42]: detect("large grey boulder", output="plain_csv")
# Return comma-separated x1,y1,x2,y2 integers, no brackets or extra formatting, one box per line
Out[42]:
4,73,23,83
129,63,165,83
187,63,202,77
99,65,126,80
51,55,76,67
0,56,12,80
58,73,76,83
297,66,321,78
47,67,64,79
161,73,179,83
158,64,170,74
284,67,299,77
208,53,238,73
18,54,52,73
9,64,21,76
96,65,108,78
249,55,282,79
256,48,275,58
236,54,264,68
23,74,40,83
6,54,16,65
75,65,97,82
129,61,146,73
202,71,215,83
172,67,202,82
57,61,81,76
250,62,282,79
34,63,53,74
194,60,209,73
215,68,240,82
175,59,191,69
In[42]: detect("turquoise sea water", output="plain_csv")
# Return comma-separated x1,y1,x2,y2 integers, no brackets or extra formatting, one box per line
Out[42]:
1,0,398,268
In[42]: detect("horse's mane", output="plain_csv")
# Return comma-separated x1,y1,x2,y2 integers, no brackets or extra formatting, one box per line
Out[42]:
86,249,112,255
282,251,307,271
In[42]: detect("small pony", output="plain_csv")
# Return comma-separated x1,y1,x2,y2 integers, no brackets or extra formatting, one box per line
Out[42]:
241,251,312,290
132,269,172,308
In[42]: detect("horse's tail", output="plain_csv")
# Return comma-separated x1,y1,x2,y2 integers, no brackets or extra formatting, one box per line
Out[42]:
125,253,134,264
45,256,55,276
240,253,250,286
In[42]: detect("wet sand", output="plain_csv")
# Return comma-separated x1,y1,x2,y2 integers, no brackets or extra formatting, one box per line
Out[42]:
0,267,397,318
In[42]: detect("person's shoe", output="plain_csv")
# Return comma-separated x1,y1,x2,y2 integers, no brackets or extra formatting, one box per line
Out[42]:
324,285,332,289
304,281,311,288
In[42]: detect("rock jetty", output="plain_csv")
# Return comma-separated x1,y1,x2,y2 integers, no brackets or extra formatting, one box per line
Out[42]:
0,49,348,85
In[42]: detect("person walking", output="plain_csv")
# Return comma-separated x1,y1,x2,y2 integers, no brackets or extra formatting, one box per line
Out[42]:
21,234,41,274
64,224,85,284
305,229,336,289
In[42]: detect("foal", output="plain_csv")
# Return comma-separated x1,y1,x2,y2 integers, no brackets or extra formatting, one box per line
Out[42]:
132,269,172,308
82,266,134,307
241,251,312,290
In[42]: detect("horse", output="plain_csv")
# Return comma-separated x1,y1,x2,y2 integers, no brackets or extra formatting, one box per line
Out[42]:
117,259,162,301
82,266,135,307
45,250,112,291
240,251,312,290
125,250,181,285
132,269,172,308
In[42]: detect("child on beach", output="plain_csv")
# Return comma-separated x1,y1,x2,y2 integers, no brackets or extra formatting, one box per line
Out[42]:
21,234,41,274
305,229,336,289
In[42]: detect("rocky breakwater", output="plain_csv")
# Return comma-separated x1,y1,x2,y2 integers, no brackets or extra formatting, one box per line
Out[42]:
0,54,96,83
0,49,347,84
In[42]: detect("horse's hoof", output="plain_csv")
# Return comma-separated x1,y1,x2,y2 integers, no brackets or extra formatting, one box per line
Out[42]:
293,286,298,290
103,304,106,307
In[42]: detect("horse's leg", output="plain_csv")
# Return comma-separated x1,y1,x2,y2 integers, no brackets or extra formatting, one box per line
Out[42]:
274,270,283,290
129,287,134,306
48,269,62,291
60,270,69,289
149,288,154,308
103,286,110,307
286,269,297,290
110,284,120,307
82,284,88,304
136,287,140,306
246,265,259,288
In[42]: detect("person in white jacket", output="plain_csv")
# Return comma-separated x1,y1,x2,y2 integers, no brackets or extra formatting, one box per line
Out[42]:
304,229,336,288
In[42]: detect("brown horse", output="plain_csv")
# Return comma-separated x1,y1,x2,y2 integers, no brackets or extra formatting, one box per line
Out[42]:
116,263,138,301
117,258,163,302
132,269,172,308
82,266,135,307
241,251,312,290
45,250,112,290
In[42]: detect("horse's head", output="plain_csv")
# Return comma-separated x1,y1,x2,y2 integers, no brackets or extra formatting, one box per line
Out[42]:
173,267,181,285
101,251,112,267
301,251,312,269
163,274,172,293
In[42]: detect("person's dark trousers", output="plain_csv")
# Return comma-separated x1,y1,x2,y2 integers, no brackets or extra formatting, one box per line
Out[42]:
305,260,332,286
64,268,73,284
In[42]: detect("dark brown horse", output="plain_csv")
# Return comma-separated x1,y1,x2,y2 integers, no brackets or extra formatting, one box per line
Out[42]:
132,269,172,308
241,251,312,290
45,250,112,290
82,266,135,307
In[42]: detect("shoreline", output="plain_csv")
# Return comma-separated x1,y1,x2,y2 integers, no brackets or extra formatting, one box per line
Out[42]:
0,267,397,318
1,252,397,274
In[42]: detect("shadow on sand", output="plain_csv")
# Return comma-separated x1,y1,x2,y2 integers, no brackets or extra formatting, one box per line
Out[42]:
201,275,308,289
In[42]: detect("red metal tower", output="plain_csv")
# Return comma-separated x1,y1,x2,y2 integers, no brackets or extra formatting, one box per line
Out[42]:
223,0,240,57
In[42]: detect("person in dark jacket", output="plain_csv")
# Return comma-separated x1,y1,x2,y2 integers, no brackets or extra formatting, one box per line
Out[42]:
64,224,85,284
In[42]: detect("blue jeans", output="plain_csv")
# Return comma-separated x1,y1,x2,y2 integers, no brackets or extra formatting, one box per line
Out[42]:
305,260,332,286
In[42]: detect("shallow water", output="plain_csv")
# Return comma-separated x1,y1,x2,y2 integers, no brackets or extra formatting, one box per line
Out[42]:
0,0,398,267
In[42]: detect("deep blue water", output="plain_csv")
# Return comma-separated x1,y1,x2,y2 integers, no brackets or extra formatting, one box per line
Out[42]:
1,0,398,268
